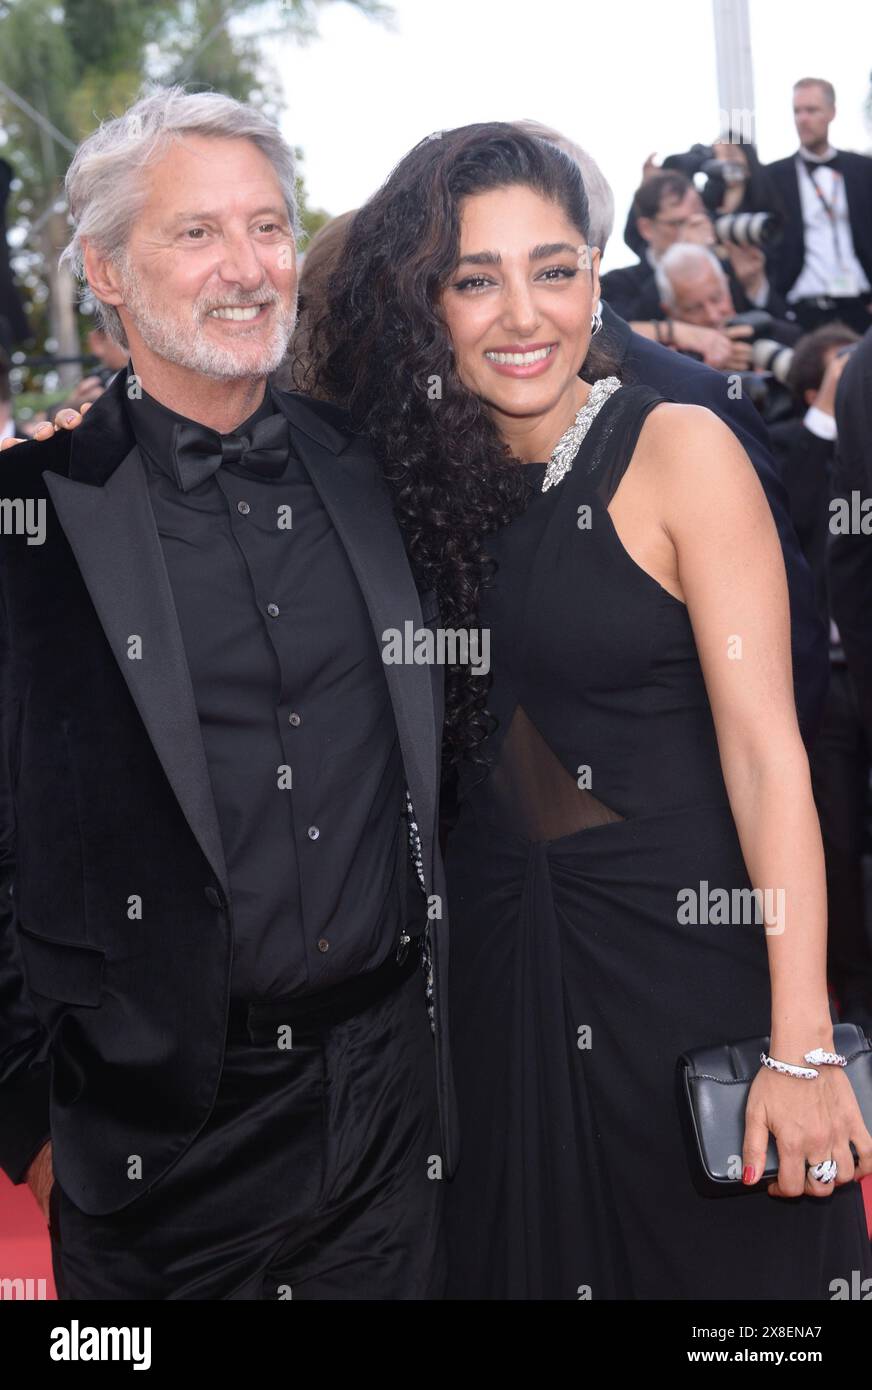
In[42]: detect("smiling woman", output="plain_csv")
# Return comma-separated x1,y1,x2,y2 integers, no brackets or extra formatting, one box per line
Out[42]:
307,120,872,1301
439,189,601,459
306,123,621,769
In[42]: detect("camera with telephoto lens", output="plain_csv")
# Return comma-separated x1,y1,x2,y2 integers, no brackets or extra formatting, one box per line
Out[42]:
726,310,794,384
713,210,783,249
662,144,741,213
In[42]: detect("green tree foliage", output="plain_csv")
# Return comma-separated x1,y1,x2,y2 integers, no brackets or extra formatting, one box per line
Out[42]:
0,0,387,393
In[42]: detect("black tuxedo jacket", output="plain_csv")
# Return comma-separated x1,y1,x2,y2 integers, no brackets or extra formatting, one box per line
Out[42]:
764,151,872,298
0,369,459,1214
599,259,659,321
768,416,834,627
829,327,872,743
601,302,829,745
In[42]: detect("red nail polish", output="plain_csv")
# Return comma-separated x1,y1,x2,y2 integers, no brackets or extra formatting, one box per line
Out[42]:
743,1165,755,1184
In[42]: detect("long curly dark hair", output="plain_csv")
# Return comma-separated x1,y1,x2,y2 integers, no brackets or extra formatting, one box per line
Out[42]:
303,122,621,768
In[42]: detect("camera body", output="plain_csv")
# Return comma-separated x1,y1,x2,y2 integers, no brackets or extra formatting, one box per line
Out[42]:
662,145,783,249
726,311,794,383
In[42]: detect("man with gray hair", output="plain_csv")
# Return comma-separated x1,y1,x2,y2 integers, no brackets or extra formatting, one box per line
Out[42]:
655,242,796,355
654,242,753,370
0,85,455,1299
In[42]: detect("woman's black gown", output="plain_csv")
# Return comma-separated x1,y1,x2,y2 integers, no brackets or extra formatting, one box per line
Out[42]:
444,380,872,1300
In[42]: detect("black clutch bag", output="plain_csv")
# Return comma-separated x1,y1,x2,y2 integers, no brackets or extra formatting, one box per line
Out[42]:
676,1022,872,1194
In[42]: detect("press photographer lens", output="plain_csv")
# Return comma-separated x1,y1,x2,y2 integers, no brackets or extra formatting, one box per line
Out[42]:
714,210,784,249
750,338,794,384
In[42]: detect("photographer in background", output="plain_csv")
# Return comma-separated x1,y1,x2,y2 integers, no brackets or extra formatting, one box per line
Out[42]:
42,324,129,424
653,243,799,396
706,137,784,221
600,171,714,320
85,325,128,383
622,140,790,318
770,325,859,622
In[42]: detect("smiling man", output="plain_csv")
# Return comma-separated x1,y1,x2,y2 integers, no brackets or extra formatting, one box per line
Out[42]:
0,86,456,1300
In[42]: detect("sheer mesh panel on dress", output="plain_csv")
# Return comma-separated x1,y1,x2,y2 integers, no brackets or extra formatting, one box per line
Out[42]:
589,389,666,511
472,387,663,843
486,704,624,843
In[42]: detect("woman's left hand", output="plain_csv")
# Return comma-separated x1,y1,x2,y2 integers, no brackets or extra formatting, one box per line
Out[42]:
743,1063,872,1198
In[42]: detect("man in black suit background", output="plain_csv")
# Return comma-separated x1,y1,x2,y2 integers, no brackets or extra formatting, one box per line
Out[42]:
769,325,859,622
772,325,872,1035
829,329,872,747
825,326,872,1031
0,87,456,1299
766,78,872,336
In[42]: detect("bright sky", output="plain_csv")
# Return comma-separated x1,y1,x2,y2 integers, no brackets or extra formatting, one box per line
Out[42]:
273,0,872,271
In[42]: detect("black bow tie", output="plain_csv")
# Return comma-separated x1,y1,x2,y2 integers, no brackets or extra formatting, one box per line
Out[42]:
801,152,840,174
169,411,290,492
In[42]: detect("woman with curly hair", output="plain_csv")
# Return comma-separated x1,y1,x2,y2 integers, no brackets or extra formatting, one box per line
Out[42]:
307,122,872,1301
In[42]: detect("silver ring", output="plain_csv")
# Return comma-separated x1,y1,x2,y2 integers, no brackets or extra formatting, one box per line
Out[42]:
807,1158,838,1183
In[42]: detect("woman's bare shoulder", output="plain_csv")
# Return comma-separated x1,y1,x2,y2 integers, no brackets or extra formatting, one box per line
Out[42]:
639,399,735,444
634,400,757,488
625,399,771,550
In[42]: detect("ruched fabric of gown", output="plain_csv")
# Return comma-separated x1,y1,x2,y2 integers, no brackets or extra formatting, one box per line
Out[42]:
443,380,872,1301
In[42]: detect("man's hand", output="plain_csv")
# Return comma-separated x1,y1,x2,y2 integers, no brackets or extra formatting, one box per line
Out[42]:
722,323,755,371
673,321,754,371
0,401,92,452
25,1140,53,1222
814,350,851,418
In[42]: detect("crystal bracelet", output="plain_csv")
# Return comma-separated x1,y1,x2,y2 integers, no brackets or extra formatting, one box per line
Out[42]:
760,1051,819,1079
804,1047,847,1067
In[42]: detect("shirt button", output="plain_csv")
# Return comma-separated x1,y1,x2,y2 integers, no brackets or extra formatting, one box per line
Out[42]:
288,712,301,727
267,603,280,618
308,825,320,840
317,938,329,953
237,500,250,515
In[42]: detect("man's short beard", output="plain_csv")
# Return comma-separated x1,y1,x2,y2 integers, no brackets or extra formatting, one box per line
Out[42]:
117,257,297,381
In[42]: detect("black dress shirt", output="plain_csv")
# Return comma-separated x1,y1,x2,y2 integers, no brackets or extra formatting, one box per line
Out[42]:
123,363,410,1000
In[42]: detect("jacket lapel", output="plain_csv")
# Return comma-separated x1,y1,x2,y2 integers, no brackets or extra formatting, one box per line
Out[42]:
840,154,871,272
41,375,439,901
42,373,229,896
272,391,440,890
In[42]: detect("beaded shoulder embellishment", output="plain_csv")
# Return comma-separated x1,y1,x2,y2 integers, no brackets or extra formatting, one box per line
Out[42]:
541,376,623,493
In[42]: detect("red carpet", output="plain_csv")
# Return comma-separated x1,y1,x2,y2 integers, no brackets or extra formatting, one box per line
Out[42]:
1,1166,869,1300
0,1170,56,1298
